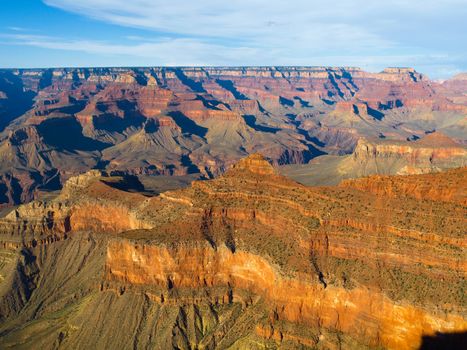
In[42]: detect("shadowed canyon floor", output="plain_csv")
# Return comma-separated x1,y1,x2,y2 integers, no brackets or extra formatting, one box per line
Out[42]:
0,154,465,349
0,67,466,206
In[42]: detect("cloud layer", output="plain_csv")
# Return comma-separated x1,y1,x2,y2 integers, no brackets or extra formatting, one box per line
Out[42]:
2,0,466,77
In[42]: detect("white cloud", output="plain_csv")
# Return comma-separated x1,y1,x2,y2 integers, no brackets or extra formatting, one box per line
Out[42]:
42,0,397,48
42,0,466,39
1,33,262,66
2,0,465,76
3,32,463,78
37,1,400,68
7,26,26,32
40,1,467,62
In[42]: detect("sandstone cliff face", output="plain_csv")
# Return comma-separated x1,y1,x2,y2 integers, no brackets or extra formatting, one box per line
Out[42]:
0,66,465,207
281,132,467,186
340,166,467,205
0,171,152,247
105,241,466,350
0,155,465,349
351,134,467,175
229,153,277,175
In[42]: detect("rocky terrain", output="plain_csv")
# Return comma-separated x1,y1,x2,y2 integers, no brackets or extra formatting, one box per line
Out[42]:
0,154,465,349
0,66,466,206
280,132,467,185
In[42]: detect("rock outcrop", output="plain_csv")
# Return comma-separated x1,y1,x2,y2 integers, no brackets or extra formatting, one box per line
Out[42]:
280,132,467,185
0,66,466,206
0,155,465,349
351,133,467,174
228,153,276,175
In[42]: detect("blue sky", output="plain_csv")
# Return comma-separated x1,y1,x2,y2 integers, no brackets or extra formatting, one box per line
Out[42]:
1,0,466,78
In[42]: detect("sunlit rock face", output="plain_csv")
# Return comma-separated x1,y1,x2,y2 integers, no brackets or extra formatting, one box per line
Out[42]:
0,66,466,207
0,155,465,349
279,132,467,186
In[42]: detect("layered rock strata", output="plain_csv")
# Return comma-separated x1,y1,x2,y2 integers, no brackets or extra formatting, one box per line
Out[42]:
0,155,465,349
0,66,466,206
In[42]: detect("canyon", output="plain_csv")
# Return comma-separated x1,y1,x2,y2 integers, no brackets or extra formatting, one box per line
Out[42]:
0,154,465,349
0,66,466,206
0,66,466,349
280,131,467,185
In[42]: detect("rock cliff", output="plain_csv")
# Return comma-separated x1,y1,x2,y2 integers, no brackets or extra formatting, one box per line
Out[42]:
0,66,465,206
280,132,467,185
0,155,465,349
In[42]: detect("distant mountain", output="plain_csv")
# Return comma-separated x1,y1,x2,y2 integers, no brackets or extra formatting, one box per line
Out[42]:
0,66,466,206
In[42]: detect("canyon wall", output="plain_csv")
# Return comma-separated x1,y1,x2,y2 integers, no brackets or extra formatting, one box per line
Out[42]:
0,155,465,349
0,66,465,206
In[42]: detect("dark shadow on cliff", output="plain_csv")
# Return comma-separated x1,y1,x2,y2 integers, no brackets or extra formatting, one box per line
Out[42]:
102,174,145,193
326,70,344,98
93,112,145,133
181,154,201,174
196,95,222,110
321,98,335,105
367,106,385,121
283,114,327,157
216,79,248,100
243,115,280,134
342,70,359,92
37,117,110,152
279,96,294,107
172,68,206,93
293,96,311,108
47,97,87,115
38,69,53,89
379,99,403,110
131,68,148,86
419,331,467,350
92,100,146,133
0,71,37,132
168,111,208,138
0,174,23,205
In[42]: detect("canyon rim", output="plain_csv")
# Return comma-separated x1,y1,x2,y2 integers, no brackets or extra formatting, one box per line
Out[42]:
0,0,466,349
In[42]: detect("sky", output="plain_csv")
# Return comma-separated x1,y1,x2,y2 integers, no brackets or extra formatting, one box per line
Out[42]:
0,0,466,78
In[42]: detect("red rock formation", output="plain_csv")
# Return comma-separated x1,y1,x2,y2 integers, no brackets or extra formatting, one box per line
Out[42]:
228,153,276,175
0,66,466,208
341,166,467,204
105,241,466,350
0,156,466,349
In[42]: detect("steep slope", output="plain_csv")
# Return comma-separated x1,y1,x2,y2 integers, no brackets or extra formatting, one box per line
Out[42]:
0,155,465,349
0,66,466,206
340,166,467,204
280,132,467,185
